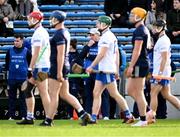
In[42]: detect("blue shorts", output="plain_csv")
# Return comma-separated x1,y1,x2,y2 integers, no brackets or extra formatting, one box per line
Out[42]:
96,73,115,84
33,68,49,80
150,78,170,86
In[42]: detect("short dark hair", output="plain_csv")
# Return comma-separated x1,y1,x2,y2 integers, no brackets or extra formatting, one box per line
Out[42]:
70,38,77,49
14,34,24,40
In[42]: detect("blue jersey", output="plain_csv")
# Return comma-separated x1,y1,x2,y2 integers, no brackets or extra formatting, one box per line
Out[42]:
84,42,98,69
119,47,126,76
49,28,70,78
8,47,28,80
132,24,150,67
148,51,153,73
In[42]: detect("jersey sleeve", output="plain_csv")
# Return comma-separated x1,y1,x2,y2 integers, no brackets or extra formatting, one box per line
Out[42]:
159,40,170,52
31,31,43,47
101,34,117,48
134,28,144,41
54,33,65,46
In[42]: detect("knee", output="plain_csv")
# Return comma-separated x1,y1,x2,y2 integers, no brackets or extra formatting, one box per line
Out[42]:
127,90,134,98
162,93,170,100
109,91,118,99
93,91,101,98
60,91,69,100
150,91,158,97
23,81,35,98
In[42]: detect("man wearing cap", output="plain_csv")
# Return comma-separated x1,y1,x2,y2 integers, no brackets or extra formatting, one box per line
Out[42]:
16,11,51,125
86,16,134,124
147,19,180,124
41,10,91,126
74,28,110,120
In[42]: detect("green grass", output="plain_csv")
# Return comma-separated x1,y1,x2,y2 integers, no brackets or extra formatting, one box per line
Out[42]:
0,119,180,137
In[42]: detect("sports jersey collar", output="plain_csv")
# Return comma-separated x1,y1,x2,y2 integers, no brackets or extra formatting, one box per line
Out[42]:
101,28,109,35
159,32,165,38
34,24,42,30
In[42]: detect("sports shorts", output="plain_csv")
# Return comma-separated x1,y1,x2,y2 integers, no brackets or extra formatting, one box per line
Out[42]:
33,68,49,80
150,78,170,86
131,65,149,78
96,73,116,84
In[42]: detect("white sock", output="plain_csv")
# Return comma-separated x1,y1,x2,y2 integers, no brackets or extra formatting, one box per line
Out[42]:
77,107,83,113
26,112,34,120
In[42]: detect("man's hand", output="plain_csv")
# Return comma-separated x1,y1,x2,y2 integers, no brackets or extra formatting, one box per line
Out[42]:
125,66,133,78
172,31,179,37
114,14,121,18
27,68,33,79
3,17,9,23
57,72,64,82
86,66,93,74
87,40,95,47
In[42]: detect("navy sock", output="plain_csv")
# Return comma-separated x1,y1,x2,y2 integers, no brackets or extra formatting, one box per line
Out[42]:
140,116,146,121
78,110,86,117
146,106,150,112
45,117,52,124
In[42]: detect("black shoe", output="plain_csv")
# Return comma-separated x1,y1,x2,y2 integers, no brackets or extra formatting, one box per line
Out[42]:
16,118,34,125
81,113,91,126
88,119,97,124
39,120,53,127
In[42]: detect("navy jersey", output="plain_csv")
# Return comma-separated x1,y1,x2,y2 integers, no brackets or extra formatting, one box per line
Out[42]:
132,25,150,67
49,28,70,78
8,47,28,80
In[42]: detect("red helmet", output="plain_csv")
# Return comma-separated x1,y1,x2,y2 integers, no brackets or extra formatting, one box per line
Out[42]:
28,11,43,21
28,11,43,27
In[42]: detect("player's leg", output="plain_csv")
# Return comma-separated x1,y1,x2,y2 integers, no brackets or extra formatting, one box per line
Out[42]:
128,78,148,126
40,78,61,126
161,84,180,110
35,68,50,118
36,79,50,119
106,81,134,124
149,84,162,112
91,80,105,123
59,80,91,126
146,84,162,124
16,77,35,125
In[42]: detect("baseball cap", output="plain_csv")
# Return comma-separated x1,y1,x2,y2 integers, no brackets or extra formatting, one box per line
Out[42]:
89,28,100,35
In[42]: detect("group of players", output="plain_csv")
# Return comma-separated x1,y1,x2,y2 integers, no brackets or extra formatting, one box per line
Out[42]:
15,6,180,127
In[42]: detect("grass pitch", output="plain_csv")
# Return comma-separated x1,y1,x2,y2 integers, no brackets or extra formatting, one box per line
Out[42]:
0,119,180,137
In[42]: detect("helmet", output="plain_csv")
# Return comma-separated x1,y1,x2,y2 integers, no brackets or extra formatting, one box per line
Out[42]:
28,11,43,21
130,7,147,19
27,11,43,27
153,19,166,27
50,10,66,23
97,16,112,26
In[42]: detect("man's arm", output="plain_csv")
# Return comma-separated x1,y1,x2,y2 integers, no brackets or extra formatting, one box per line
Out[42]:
129,40,143,68
159,51,168,74
89,46,107,68
115,47,120,75
57,44,65,81
29,46,40,69
126,40,143,77
26,49,32,66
